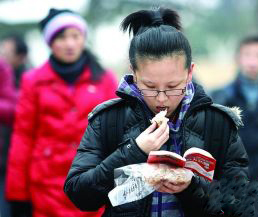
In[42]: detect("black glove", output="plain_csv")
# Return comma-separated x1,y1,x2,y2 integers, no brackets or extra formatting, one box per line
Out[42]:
9,201,33,217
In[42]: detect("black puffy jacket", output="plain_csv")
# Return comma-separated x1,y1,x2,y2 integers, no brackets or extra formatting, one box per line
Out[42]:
64,84,249,217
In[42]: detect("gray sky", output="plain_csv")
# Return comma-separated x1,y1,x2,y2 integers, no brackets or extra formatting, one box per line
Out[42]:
0,0,88,23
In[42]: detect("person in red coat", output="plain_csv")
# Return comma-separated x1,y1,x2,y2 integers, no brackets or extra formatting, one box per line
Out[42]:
5,8,118,217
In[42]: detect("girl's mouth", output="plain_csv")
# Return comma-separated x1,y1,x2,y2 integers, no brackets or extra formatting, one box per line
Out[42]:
156,106,168,113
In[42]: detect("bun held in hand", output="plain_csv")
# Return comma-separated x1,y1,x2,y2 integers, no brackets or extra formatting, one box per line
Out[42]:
151,109,169,127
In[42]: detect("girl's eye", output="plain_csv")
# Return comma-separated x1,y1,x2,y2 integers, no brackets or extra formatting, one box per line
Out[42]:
146,86,155,89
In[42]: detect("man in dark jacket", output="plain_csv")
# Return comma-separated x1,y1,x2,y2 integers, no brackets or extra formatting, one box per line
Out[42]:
211,35,258,181
64,8,252,217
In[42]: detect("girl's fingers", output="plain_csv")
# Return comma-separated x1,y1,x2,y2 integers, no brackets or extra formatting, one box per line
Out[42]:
151,120,168,138
154,125,169,145
145,122,157,134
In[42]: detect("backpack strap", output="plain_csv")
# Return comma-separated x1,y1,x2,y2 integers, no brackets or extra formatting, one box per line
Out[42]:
204,106,232,178
88,98,127,153
100,101,128,153
88,98,124,121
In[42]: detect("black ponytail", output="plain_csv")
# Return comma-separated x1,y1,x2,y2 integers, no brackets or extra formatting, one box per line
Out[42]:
121,8,181,36
121,7,191,71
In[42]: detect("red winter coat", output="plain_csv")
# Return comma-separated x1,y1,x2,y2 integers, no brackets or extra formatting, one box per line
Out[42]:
6,61,118,217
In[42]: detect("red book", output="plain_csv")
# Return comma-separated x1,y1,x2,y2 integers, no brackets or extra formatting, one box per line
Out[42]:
147,147,216,181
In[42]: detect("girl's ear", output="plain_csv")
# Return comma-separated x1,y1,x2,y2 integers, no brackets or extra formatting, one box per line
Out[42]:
130,65,137,83
133,74,137,83
129,64,133,72
187,62,194,82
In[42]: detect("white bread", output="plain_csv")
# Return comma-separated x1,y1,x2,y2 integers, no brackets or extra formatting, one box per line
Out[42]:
151,109,169,127
144,165,192,186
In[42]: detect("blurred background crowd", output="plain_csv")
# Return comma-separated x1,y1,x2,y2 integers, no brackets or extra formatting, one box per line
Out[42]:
1,0,258,86
0,0,258,87
1,0,258,217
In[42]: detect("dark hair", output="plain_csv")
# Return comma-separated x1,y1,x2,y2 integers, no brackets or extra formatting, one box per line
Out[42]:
121,8,192,71
3,33,28,56
238,35,258,51
49,28,66,45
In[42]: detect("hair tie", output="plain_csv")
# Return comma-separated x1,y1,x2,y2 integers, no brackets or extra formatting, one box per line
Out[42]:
151,12,163,26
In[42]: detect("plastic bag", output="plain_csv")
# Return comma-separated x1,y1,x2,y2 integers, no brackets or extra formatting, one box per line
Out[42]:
108,163,193,206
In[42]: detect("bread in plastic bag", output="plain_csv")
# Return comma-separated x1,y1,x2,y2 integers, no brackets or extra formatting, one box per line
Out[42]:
108,163,193,206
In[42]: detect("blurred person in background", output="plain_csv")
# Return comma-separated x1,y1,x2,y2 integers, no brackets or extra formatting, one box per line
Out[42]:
5,8,118,217
0,33,29,89
211,35,258,181
0,33,29,217
0,58,16,217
